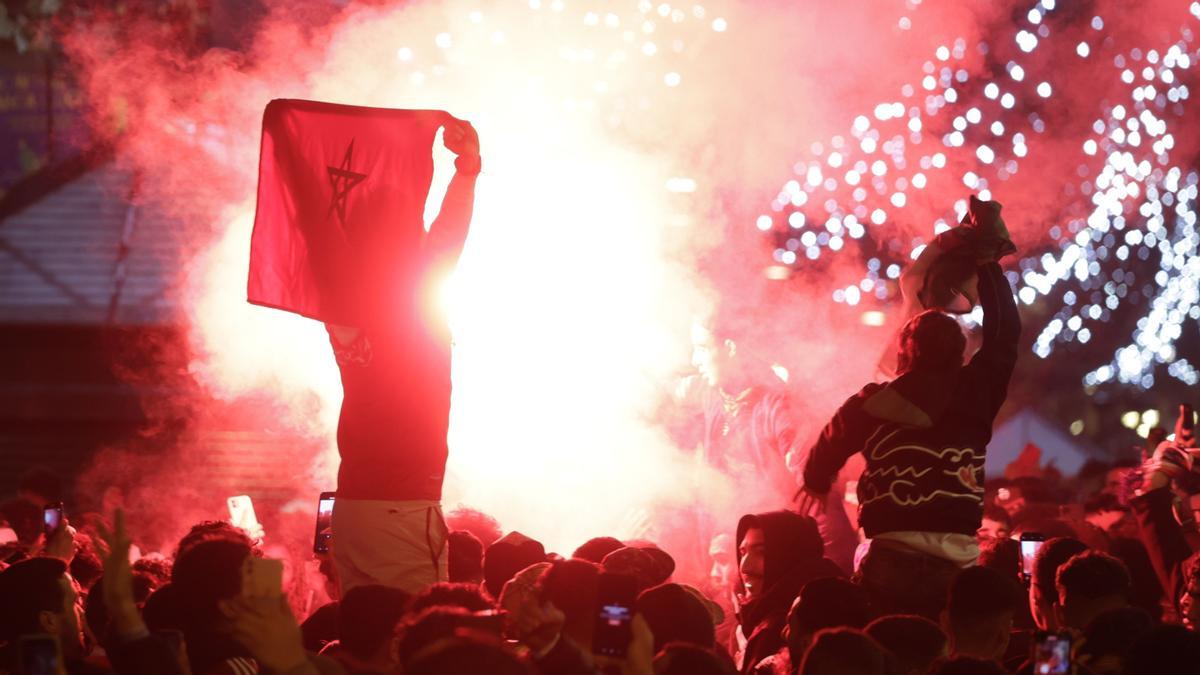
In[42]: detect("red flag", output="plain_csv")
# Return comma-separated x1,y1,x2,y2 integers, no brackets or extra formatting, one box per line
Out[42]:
247,99,449,324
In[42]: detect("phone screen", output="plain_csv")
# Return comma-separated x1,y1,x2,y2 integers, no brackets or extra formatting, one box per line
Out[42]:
19,635,62,675
592,573,637,658
1034,633,1071,674
43,503,63,537
313,492,335,554
1021,536,1044,580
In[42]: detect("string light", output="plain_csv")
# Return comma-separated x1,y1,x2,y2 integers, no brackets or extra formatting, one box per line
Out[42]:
756,3,1199,389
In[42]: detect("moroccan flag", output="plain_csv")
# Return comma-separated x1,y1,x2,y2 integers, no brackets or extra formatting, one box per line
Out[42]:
247,99,450,325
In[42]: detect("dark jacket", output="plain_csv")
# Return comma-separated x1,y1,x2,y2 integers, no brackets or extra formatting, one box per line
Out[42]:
735,511,844,674
803,263,1020,538
1131,486,1194,609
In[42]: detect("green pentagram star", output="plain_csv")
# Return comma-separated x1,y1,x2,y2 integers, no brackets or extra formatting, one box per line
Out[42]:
327,139,367,228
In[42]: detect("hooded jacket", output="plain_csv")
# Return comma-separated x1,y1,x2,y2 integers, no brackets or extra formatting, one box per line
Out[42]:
735,511,844,674
803,263,1019,538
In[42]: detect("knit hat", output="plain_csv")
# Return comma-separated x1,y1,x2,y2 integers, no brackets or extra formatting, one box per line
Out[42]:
639,546,676,585
572,536,624,563
602,547,659,592
483,531,547,598
635,582,716,652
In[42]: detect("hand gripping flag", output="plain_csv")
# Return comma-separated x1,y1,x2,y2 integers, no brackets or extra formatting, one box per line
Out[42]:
247,99,450,325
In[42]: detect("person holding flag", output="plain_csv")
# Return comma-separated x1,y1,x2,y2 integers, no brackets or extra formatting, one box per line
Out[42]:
247,100,481,593
797,195,1020,618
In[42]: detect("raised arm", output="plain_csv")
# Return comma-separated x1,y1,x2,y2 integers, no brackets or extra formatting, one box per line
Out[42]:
424,118,481,269
967,262,1021,420
802,392,874,500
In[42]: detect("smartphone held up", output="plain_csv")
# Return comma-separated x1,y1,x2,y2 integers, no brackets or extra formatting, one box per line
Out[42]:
227,495,266,543
18,634,63,675
42,502,64,538
592,572,638,658
313,492,335,555
1020,533,1044,584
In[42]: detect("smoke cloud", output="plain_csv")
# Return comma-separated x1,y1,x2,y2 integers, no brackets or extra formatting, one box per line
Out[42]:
60,0,1196,565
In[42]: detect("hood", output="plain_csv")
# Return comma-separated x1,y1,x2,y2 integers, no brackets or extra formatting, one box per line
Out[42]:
736,510,823,591
862,368,958,428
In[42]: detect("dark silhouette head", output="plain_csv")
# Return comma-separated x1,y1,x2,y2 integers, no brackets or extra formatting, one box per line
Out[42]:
635,583,715,652
1029,537,1087,631
1078,606,1154,674
337,584,410,661
171,537,253,637
448,530,485,584
483,532,547,598
1054,550,1131,631
573,536,624,563
943,566,1021,661
408,581,494,614
866,614,947,675
896,311,966,375
787,577,872,664
405,634,534,675
799,628,888,675
653,643,736,675
0,556,82,658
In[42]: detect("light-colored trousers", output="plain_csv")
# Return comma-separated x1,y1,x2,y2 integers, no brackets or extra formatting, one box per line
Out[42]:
331,498,449,595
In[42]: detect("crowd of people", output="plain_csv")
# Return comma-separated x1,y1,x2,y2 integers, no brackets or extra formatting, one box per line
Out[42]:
3,402,1200,675
3,118,1199,675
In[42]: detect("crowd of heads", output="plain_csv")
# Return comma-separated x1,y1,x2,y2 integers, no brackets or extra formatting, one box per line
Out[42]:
5,405,1200,675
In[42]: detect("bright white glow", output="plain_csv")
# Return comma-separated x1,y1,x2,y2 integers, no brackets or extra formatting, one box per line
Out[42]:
665,177,696,193
1037,81,1052,97
1016,30,1038,52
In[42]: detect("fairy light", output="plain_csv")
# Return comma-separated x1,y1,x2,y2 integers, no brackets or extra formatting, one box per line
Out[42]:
755,2,1200,389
